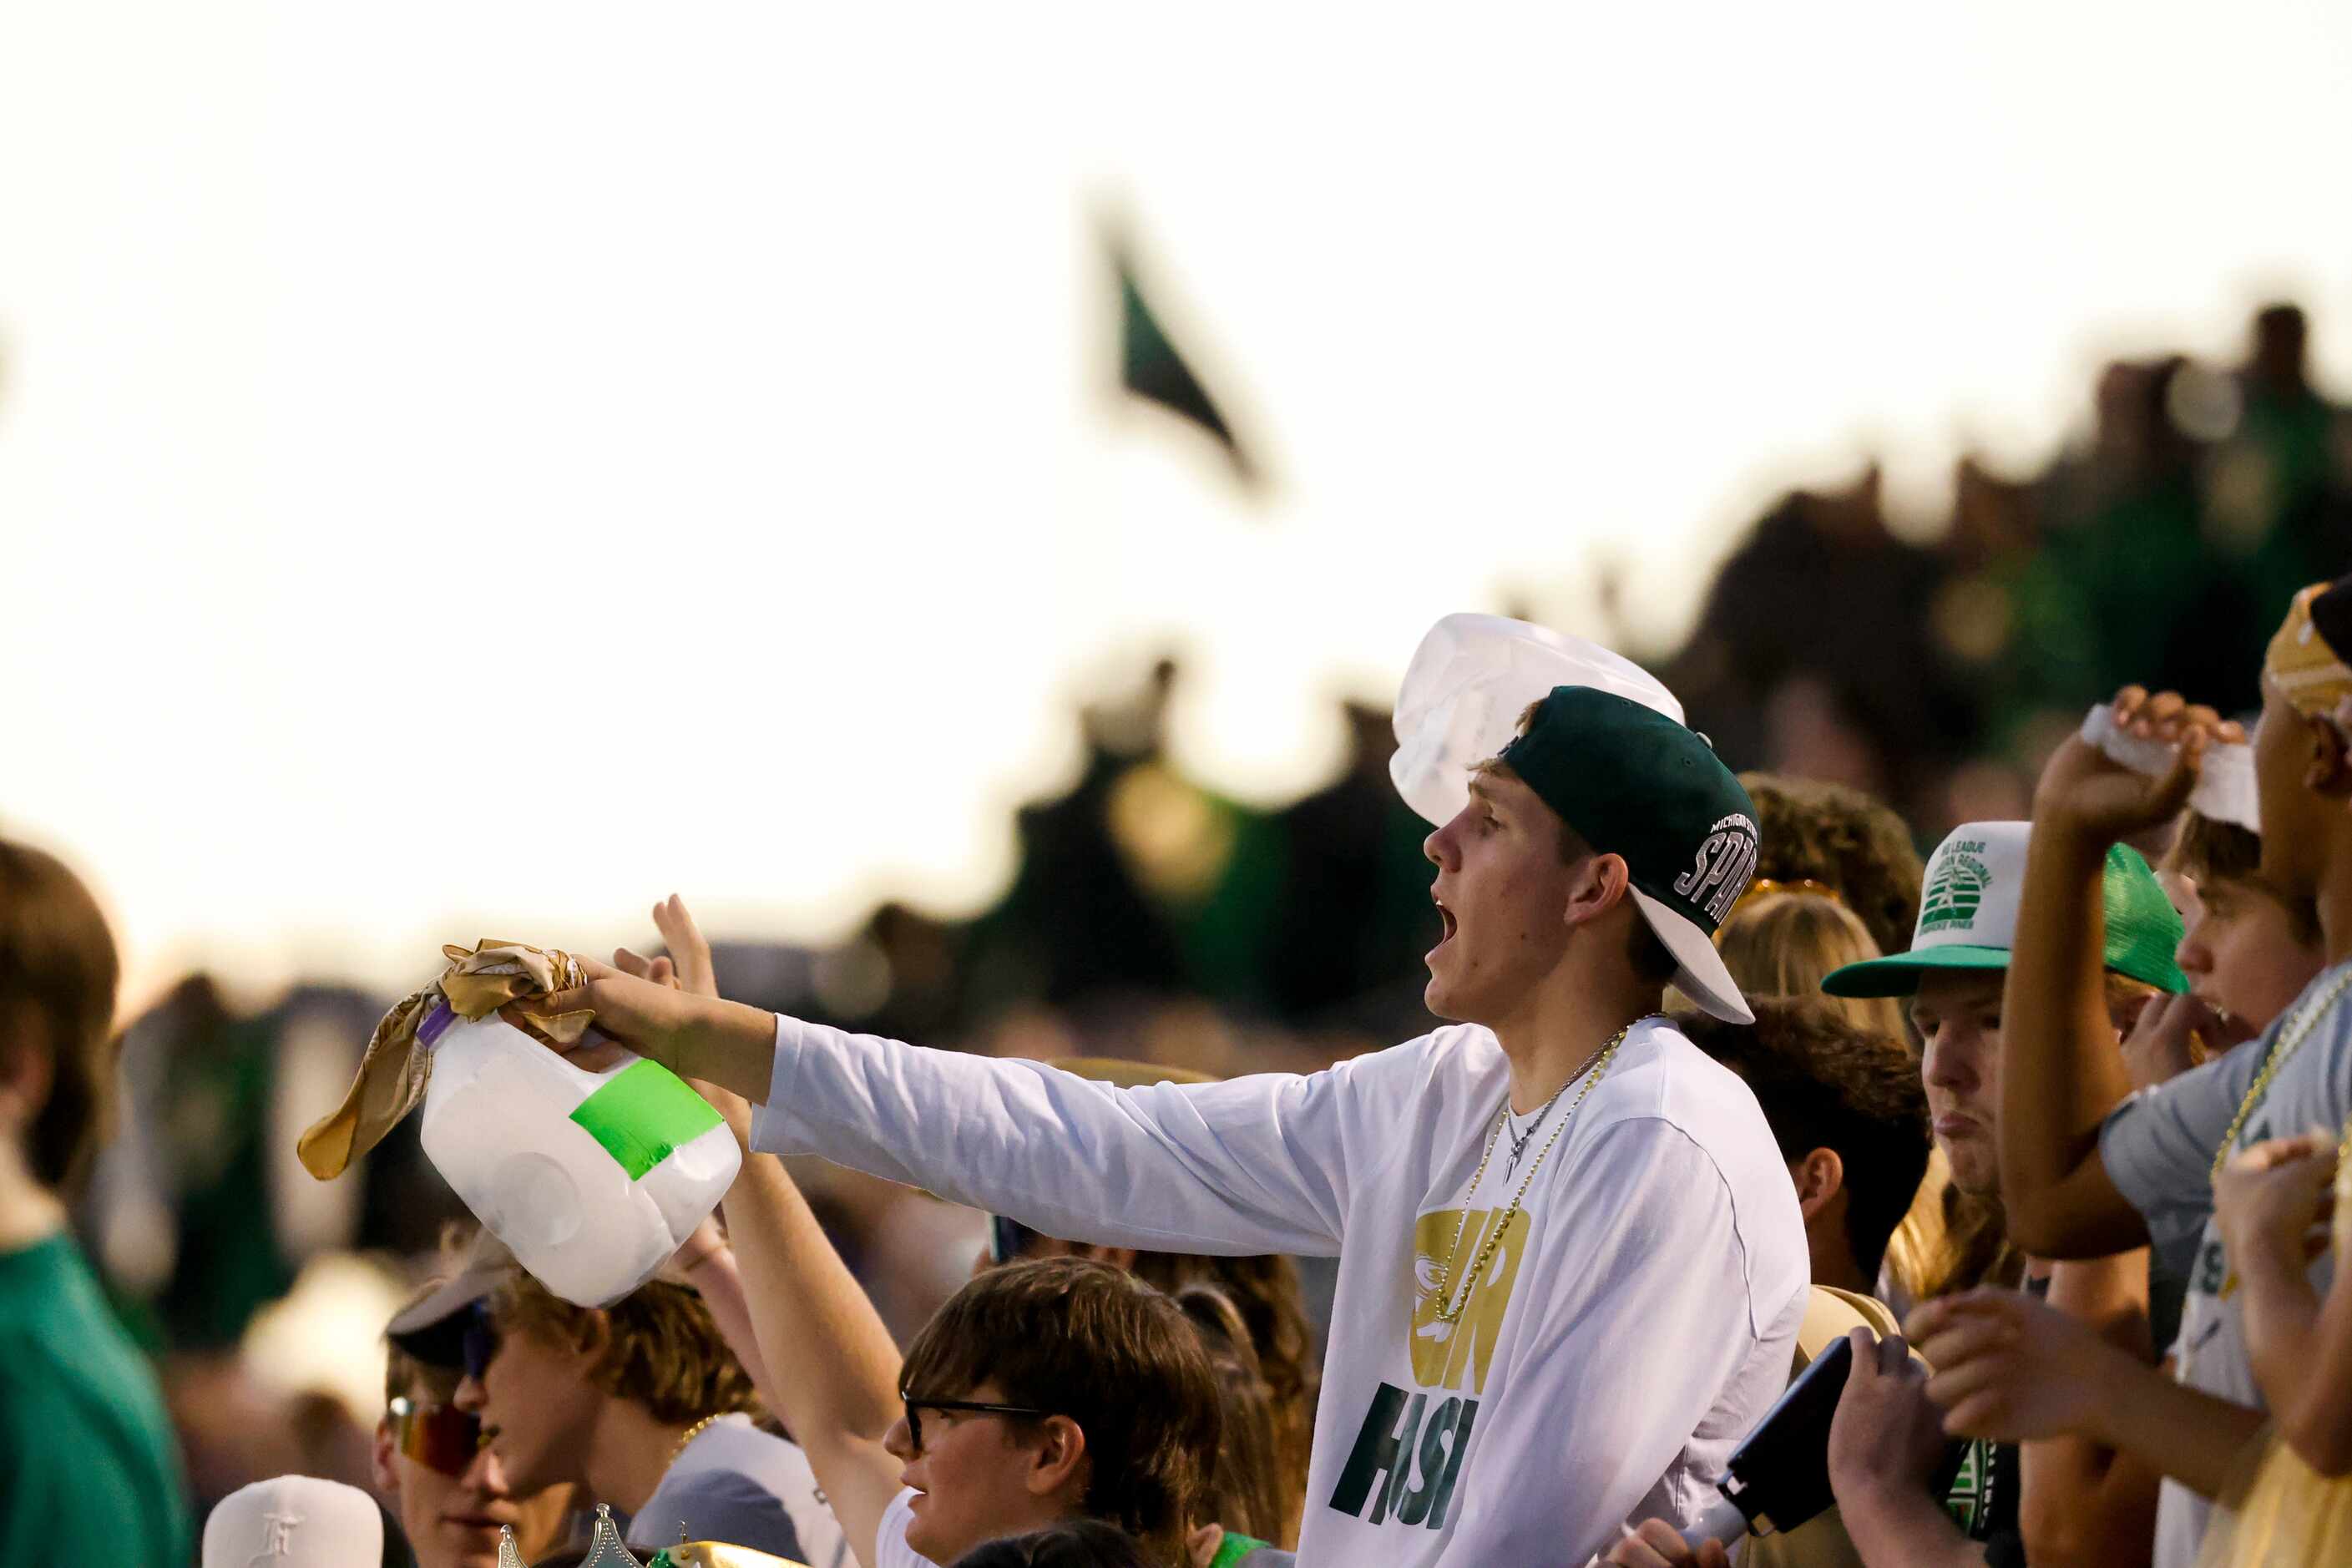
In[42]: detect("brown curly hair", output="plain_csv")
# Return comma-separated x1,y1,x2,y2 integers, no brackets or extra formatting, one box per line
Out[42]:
1737,773,1925,958
493,1272,762,1427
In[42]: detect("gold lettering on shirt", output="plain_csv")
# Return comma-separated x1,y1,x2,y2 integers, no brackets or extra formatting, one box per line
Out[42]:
1409,1207,1530,1393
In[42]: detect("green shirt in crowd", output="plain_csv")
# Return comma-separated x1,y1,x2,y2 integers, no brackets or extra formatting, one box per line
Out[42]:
0,1229,191,1565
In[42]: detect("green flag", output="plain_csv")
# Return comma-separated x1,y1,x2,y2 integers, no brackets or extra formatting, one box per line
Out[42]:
1111,235,1261,487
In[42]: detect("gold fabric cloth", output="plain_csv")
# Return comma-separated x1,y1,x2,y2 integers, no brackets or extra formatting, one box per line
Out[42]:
296,940,593,1180
2263,579,2352,718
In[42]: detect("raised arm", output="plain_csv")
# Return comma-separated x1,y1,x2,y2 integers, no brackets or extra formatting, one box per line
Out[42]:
722,1130,910,1564
628,900,914,1568
2002,694,2230,1257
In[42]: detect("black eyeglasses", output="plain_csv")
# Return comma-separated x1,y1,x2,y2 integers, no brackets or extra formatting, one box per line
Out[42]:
901,1395,1055,1452
987,1215,1041,1267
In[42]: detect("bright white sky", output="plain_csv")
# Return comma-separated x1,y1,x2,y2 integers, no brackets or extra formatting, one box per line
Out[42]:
4,2,2350,1009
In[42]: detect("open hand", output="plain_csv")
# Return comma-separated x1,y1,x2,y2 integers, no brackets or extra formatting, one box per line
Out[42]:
2214,1132,2339,1268
618,893,720,1000
1907,1287,2117,1442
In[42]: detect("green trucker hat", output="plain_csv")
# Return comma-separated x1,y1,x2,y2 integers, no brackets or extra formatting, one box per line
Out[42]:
1496,685,1762,1024
1821,820,2188,999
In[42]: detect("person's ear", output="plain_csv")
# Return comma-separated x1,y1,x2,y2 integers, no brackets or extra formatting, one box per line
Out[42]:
0,1036,54,1131
573,1310,613,1375
1073,1242,1139,1272
371,1416,399,1498
1024,1414,1090,1501
1562,852,1635,932
2305,714,2352,800
1789,1148,1844,1221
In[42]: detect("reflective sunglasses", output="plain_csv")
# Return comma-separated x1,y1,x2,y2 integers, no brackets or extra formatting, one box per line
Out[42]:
388,1395,483,1479
901,1394,1055,1453
986,1215,1041,1267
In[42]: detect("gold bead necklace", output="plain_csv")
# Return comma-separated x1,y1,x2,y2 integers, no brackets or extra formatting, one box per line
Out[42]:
1424,1017,1643,1326
2210,965,2352,1181
666,1413,723,1474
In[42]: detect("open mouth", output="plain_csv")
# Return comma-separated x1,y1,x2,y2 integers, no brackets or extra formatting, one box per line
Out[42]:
1429,897,1457,956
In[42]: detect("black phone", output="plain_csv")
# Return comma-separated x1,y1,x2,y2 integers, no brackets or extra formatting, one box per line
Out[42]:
1697,1332,1967,1542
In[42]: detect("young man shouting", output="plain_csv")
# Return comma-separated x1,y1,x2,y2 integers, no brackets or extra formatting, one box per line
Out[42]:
534,683,1808,1565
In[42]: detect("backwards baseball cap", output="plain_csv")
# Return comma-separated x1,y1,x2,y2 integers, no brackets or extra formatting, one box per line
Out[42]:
1822,821,2188,998
1495,685,1763,1024
202,1476,383,1567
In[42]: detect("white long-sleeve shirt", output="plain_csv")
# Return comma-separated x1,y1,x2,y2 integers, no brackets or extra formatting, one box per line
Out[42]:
751,1013,1808,1568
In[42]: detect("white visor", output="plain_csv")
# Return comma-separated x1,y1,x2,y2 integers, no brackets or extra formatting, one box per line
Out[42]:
1633,887,1754,1024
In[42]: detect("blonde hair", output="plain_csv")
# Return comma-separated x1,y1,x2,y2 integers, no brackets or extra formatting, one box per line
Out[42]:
1711,891,1909,1044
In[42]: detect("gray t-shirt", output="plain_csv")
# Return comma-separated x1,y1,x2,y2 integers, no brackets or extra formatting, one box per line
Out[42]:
2098,959,2352,1568
626,1414,851,1566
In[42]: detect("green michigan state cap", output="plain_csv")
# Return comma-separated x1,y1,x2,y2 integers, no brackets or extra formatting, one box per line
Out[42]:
1822,820,2188,998
1497,686,1762,1023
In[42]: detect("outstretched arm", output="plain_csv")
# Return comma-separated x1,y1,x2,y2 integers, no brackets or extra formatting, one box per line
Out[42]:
536,938,1382,1258
2001,692,2228,1257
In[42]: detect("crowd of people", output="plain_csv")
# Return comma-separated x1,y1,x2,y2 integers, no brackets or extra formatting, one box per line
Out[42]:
8,303,2352,1565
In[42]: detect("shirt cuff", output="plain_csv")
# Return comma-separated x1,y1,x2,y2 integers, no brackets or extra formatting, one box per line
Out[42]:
748,1013,812,1155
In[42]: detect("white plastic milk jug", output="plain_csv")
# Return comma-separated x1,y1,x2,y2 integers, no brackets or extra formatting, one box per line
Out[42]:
417,1000,741,1306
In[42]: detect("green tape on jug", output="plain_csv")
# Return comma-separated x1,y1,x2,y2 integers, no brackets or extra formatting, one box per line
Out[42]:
569,1058,726,1181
